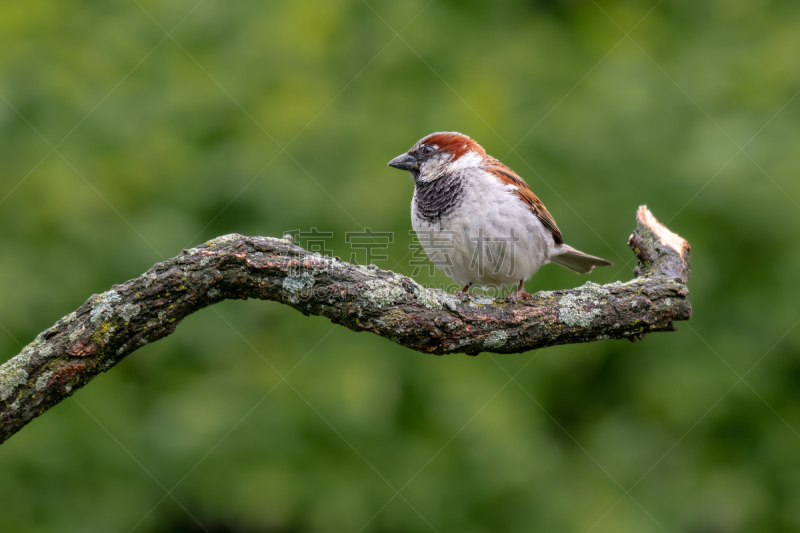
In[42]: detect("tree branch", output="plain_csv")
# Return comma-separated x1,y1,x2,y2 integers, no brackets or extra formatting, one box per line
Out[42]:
0,206,690,444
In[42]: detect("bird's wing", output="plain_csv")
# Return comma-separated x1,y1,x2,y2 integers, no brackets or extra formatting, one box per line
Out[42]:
482,158,563,245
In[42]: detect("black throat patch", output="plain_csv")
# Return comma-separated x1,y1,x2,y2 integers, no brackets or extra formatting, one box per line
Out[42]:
413,172,465,223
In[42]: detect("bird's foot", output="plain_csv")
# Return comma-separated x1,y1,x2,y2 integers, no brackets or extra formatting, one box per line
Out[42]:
508,289,533,303
456,283,473,297
508,280,532,303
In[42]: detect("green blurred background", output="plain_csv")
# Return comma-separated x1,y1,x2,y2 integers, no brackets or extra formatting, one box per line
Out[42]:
2,0,800,531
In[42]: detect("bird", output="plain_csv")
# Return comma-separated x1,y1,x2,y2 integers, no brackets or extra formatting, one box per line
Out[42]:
387,131,611,302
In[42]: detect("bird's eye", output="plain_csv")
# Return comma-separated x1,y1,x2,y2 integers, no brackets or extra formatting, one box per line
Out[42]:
422,145,434,155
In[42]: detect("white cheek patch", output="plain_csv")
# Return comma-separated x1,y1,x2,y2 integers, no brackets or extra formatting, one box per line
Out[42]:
417,166,440,182
447,150,483,172
417,152,450,182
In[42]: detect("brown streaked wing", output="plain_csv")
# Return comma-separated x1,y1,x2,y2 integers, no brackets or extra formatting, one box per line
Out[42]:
483,158,563,245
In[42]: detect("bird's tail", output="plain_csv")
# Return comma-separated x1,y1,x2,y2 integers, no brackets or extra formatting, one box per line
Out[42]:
550,244,612,274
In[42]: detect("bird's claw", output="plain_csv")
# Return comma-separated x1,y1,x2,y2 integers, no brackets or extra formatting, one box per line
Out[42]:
508,290,533,303
456,284,473,298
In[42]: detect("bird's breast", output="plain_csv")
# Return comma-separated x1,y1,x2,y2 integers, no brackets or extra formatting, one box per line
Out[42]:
410,168,555,286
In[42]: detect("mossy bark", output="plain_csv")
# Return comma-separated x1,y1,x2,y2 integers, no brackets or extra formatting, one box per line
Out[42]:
0,206,691,444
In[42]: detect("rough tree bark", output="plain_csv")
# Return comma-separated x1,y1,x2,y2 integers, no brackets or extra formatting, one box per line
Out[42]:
0,206,690,444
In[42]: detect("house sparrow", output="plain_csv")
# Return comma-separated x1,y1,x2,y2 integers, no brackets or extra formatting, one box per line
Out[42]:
388,132,611,302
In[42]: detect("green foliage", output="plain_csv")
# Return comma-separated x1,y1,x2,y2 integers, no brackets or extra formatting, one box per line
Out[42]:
2,0,800,531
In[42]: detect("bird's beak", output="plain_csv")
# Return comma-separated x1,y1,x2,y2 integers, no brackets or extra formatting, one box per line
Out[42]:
387,153,418,171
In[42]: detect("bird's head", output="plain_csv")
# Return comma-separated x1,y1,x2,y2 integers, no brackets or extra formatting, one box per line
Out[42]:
387,132,486,183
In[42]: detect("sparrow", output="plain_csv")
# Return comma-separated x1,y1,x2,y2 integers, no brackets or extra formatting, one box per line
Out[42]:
387,132,611,302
